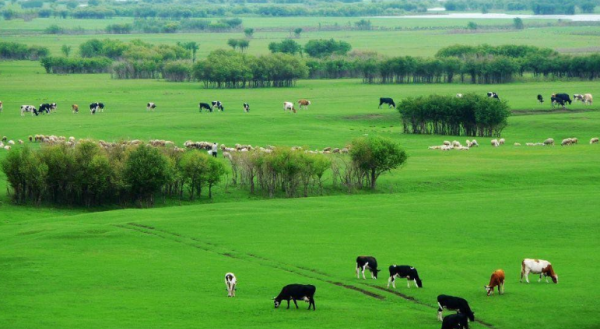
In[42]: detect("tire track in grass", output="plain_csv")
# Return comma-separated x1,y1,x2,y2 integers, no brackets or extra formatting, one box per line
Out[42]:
116,223,494,327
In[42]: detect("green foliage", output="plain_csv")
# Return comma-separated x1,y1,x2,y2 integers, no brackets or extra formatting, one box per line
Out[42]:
244,27,254,38
293,27,303,38
513,17,524,30
354,19,372,30
268,39,302,55
106,23,132,34
467,21,478,30
162,60,192,82
123,145,171,207
61,44,71,57
237,39,249,52
41,56,112,74
20,0,43,9
349,136,407,190
580,2,595,13
304,39,352,58
227,38,238,50
0,41,49,60
45,24,65,34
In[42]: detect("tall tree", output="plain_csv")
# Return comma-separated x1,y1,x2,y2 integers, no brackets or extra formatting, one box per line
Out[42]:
227,39,238,51
61,45,71,57
244,28,254,39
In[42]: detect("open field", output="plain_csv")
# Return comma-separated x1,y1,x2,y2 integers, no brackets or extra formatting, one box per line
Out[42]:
2,16,600,329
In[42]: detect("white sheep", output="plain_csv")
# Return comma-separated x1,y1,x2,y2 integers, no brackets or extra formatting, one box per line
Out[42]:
543,138,554,146
499,138,505,145
514,143,521,146
561,139,571,146
443,141,451,146
591,137,599,144
491,139,500,147
8,140,15,145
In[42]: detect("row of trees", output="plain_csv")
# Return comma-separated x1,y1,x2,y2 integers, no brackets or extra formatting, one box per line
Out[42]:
444,0,595,14
40,56,112,74
268,38,352,58
1,143,225,207
0,41,49,60
398,94,511,137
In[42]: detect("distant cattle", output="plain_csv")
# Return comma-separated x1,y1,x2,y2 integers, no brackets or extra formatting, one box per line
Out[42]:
283,102,296,113
441,313,469,329
298,99,311,109
551,93,571,108
574,93,593,105
212,101,224,111
243,103,250,112
485,269,505,296
39,103,57,114
487,92,500,100
437,295,475,322
147,102,156,111
72,104,79,114
225,272,237,297
199,102,212,112
21,105,38,116
356,256,380,279
0,101,3,113
89,102,104,114
273,284,316,310
387,265,423,289
520,258,558,284
378,97,395,109
537,94,544,103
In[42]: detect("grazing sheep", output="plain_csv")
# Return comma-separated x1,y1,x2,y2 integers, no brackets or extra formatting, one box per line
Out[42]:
456,146,470,151
18,139,23,144
491,139,500,147
441,145,454,151
341,147,349,154
4,145,10,151
571,138,578,144
428,146,441,150
499,138,505,145
514,143,521,146
8,140,15,145
469,139,479,147
561,138,572,146
526,143,535,146
591,137,599,144
543,138,554,146
452,141,461,147
443,141,451,146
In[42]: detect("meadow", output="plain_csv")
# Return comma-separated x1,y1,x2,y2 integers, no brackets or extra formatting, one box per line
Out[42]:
1,16,600,329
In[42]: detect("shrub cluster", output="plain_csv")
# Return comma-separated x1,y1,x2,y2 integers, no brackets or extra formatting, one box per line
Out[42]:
1,143,225,207
40,57,112,74
398,94,511,137
0,42,49,60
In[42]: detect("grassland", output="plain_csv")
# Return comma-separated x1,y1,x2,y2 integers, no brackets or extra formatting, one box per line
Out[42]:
1,17,600,329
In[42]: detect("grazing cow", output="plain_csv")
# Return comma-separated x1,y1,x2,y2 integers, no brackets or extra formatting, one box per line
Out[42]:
356,256,380,279
212,101,224,111
21,105,38,116
72,104,79,114
283,102,297,113
573,94,584,102
485,269,505,296
551,93,571,109
298,99,311,109
521,258,558,284
273,284,316,310
387,265,423,289
591,137,599,144
147,102,156,111
243,103,250,112
89,102,105,114
378,97,395,109
199,102,213,112
491,139,500,147
537,94,544,103
487,92,500,100
441,313,469,329
456,94,463,98
225,272,237,297
437,295,475,322
39,103,57,114
0,101,3,113
576,93,594,105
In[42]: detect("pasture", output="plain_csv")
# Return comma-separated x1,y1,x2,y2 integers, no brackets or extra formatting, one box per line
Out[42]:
1,16,600,329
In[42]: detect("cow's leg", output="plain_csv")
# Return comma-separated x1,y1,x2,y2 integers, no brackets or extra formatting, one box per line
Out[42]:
362,265,366,280
292,298,298,309
414,279,418,288
356,264,360,279
437,303,444,321
387,275,393,288
286,299,290,309
232,283,236,297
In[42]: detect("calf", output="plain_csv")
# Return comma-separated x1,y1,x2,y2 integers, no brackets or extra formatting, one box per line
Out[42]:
283,102,296,113
537,94,544,103
441,313,469,329
520,258,558,284
21,105,38,116
378,97,395,109
437,295,474,322
225,272,237,297
147,102,156,111
356,256,380,279
387,265,423,288
199,102,213,112
243,103,250,112
273,284,316,310
298,99,311,109
487,92,500,100
72,104,79,114
484,269,505,296
212,101,224,111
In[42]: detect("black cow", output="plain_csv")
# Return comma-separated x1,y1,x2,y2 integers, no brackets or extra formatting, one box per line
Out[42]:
441,313,469,329
39,103,57,114
356,256,380,279
212,101,224,111
243,103,250,112
487,92,500,100
387,265,423,289
199,102,213,112
537,94,544,103
273,284,316,310
437,295,474,322
551,93,571,109
89,102,104,114
378,97,395,109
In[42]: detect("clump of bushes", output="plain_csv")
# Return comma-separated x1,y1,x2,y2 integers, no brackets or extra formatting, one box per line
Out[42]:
0,41,49,60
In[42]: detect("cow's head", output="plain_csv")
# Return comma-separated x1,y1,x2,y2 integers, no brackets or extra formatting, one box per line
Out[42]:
415,278,423,288
373,269,381,278
484,285,493,296
551,275,558,284
273,297,281,308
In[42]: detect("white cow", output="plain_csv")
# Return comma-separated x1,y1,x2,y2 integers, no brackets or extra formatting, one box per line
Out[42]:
0,101,3,113
283,102,296,113
225,272,237,297
520,258,558,284
147,102,156,111
20,105,37,116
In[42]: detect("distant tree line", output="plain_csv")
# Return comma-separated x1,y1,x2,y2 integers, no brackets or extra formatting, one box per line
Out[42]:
268,38,352,58
0,42,49,60
444,0,596,14
398,94,511,137
1,143,225,208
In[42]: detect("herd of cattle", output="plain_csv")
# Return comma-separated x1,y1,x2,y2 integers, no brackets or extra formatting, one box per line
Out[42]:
225,256,558,328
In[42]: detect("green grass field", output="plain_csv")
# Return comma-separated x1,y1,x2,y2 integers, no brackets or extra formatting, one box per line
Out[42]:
1,17,600,329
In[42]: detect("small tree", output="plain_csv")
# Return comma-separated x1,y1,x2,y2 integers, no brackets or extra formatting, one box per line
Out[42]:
179,151,209,200
294,28,303,39
244,28,254,39
181,41,199,62
206,157,225,198
350,136,408,190
237,39,249,52
61,45,71,57
227,38,238,51
467,22,478,30
124,145,170,207
513,17,524,30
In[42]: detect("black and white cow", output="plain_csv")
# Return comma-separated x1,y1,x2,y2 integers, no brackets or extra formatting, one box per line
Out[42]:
551,93,571,109
39,103,57,114
537,94,544,103
387,265,423,289
273,284,316,310
147,102,156,111
487,92,500,100
212,101,224,111
356,256,380,279
199,102,213,112
21,105,38,116
89,102,105,114
243,103,250,112
441,313,469,329
378,97,395,109
225,272,237,297
437,295,475,322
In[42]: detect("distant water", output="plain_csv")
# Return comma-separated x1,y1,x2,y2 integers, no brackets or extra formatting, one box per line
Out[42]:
427,7,446,12
377,13,600,22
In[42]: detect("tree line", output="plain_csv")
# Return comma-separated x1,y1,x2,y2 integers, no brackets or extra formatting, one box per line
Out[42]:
444,0,596,14
398,94,511,137
0,42,49,60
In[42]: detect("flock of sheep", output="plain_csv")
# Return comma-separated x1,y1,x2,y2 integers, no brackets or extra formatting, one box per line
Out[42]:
428,136,599,151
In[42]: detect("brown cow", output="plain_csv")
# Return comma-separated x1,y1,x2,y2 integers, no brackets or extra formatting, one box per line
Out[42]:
298,99,311,110
72,104,79,114
484,269,505,296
